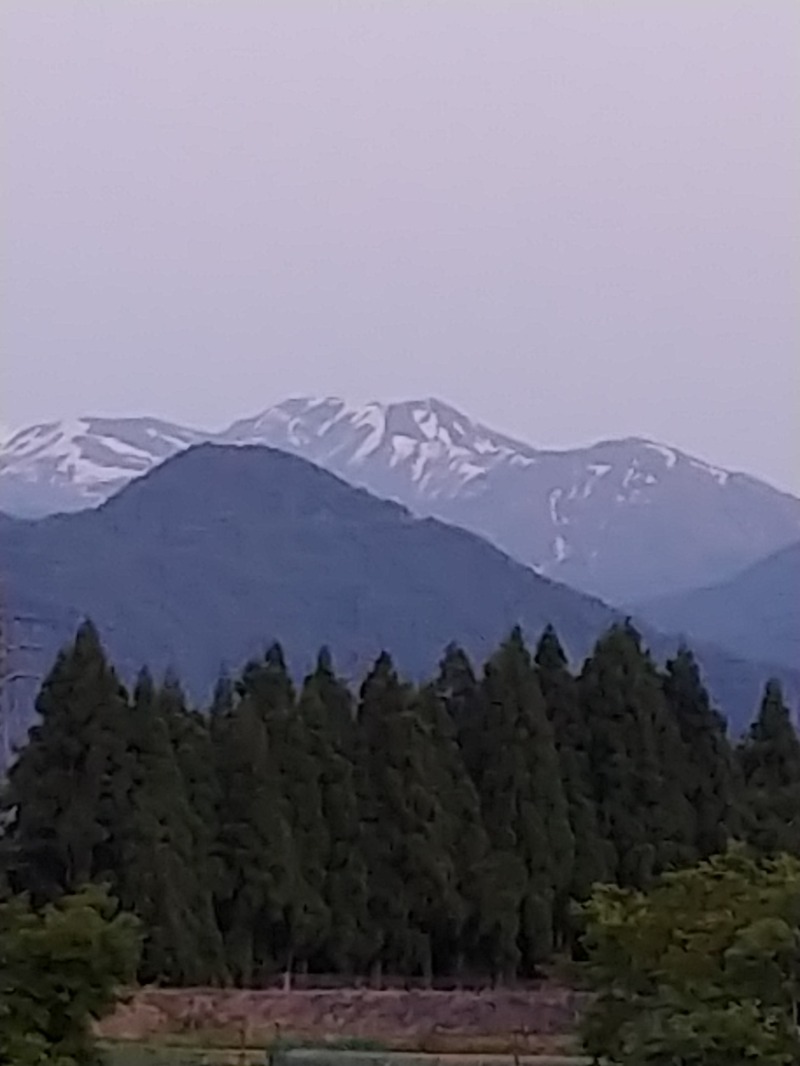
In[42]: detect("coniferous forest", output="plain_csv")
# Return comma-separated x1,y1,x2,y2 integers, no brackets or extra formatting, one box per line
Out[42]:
1,619,799,989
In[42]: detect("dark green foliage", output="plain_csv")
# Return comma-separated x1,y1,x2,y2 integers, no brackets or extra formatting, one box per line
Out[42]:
579,848,800,1065
739,680,800,856
0,884,140,1066
356,652,446,978
3,621,130,899
663,645,742,858
421,668,491,975
298,649,370,973
212,654,296,985
118,673,226,985
579,622,695,887
2,616,798,994
536,625,612,908
471,628,574,975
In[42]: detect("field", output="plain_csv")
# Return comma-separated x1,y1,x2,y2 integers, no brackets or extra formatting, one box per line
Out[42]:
104,1048,589,1066
99,986,588,1065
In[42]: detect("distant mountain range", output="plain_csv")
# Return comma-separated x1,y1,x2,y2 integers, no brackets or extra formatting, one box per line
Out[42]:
2,397,799,605
0,444,796,767
637,541,800,671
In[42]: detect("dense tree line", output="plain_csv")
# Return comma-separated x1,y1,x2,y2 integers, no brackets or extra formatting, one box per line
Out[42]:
1,619,798,987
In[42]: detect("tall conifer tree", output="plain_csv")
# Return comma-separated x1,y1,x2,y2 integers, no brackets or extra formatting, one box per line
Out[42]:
662,646,740,858
3,622,130,900
356,652,465,979
118,671,225,985
299,649,370,974
473,628,573,974
738,680,800,856
213,657,296,985
535,626,611,918
579,623,694,888
415,679,489,975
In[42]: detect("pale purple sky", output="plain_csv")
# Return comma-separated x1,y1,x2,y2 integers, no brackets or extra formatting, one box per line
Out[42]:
3,2,798,492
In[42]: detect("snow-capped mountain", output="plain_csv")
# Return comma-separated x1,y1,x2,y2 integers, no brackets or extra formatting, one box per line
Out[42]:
0,417,205,517
2,396,799,604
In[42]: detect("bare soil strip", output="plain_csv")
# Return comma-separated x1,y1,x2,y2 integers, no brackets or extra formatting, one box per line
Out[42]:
99,986,586,1056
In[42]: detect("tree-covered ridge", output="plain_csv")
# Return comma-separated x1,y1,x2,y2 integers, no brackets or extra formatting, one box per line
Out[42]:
1,619,798,988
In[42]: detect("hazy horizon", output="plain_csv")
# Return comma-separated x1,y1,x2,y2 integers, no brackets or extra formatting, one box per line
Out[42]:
3,3,798,493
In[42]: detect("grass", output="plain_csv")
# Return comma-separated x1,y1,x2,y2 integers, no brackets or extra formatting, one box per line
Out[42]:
103,1044,590,1066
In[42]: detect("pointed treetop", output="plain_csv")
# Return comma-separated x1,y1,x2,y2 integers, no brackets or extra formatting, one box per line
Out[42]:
493,625,532,670
264,642,288,671
71,619,113,673
74,617,102,652
535,624,568,672
751,680,794,740
210,672,234,716
133,667,156,705
591,619,645,663
161,666,186,699
373,650,395,674
315,645,334,675
437,642,476,685
665,644,705,688
359,650,398,699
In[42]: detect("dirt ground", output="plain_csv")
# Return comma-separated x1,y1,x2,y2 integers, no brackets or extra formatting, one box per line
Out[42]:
99,985,585,1053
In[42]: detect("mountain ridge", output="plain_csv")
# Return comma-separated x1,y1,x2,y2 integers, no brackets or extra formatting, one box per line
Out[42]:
1,443,797,768
2,396,799,603
637,540,800,671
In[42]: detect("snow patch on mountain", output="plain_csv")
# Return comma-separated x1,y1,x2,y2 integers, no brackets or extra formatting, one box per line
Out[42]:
2,396,800,603
645,442,677,468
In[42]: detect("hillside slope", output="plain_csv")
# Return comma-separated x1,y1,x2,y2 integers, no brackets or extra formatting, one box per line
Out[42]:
2,444,796,762
2,398,799,604
637,541,800,670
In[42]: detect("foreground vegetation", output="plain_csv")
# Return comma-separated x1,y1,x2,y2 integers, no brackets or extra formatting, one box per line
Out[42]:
0,884,139,1065
580,847,800,1064
0,619,798,1061
2,619,798,988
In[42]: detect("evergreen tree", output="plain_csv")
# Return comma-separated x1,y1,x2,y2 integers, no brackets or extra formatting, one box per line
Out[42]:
299,649,370,974
354,653,414,979
579,623,694,888
8,617,799,993
279,678,331,978
3,622,130,900
213,657,296,985
535,626,611,917
662,645,741,858
116,671,224,985
473,627,574,975
738,680,800,856
356,652,466,979
415,679,489,976
436,642,481,731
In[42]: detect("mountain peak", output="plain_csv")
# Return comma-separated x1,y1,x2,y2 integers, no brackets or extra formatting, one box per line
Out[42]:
1,396,798,603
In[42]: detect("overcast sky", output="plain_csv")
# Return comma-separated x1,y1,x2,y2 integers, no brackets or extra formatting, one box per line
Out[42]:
3,2,798,492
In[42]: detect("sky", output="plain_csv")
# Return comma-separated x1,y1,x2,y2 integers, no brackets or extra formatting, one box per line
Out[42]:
2,2,798,493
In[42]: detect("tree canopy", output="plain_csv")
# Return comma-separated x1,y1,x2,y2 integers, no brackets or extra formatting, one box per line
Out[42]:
2,620,798,990
579,847,800,1066
0,884,140,1066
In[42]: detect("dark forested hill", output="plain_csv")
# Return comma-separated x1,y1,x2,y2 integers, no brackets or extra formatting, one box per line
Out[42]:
1,445,795,746
3,399,800,606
